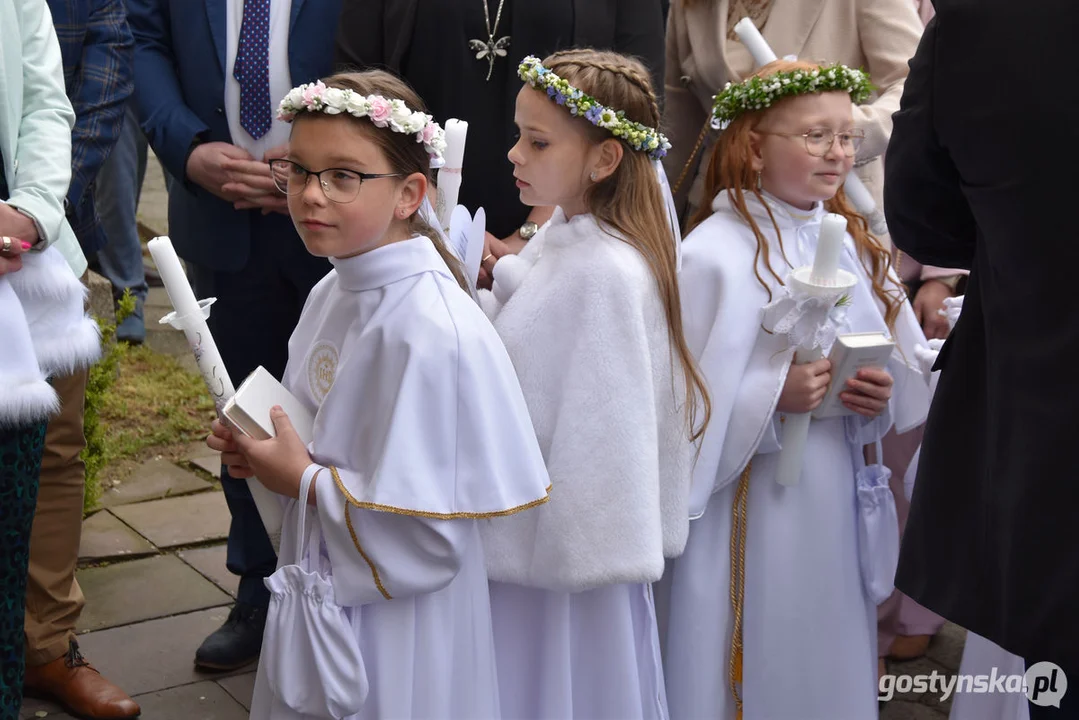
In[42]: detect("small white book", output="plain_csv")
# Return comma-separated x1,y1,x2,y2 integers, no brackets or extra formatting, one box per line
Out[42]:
222,366,315,443
812,332,895,419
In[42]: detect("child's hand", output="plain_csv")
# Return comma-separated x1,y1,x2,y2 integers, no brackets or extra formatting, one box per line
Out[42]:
840,368,893,418
231,406,314,499
206,418,254,479
777,358,832,414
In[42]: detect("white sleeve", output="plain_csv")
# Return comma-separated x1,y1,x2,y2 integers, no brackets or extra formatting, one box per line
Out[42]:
314,467,475,606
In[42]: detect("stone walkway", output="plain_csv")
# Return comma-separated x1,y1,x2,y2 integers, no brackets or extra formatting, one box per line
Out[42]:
23,154,969,719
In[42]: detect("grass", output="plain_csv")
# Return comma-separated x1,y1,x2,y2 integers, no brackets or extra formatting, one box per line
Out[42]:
95,344,216,492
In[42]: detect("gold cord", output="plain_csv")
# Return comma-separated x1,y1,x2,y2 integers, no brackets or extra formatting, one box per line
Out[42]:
728,461,752,720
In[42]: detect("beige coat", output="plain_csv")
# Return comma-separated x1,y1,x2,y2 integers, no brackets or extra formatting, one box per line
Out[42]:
663,0,924,219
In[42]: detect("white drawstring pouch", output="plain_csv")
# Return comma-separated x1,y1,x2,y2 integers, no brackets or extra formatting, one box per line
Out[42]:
851,437,900,605
259,465,368,718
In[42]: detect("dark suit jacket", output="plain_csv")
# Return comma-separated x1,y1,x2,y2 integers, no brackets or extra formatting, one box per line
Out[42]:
885,0,1079,666
46,0,133,255
335,0,667,110
127,0,341,272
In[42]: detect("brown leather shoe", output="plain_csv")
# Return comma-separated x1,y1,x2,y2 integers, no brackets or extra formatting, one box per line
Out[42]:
24,640,140,719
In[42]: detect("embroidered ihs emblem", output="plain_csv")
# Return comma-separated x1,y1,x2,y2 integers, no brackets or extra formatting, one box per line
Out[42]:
307,341,339,403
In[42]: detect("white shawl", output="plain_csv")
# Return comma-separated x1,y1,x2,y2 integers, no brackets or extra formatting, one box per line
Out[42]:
478,210,695,592
0,245,101,426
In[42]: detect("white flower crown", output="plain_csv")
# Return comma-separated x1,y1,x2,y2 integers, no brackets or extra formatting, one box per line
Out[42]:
277,81,449,168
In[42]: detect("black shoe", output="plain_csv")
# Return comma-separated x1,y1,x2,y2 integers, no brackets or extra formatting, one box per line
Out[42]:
194,603,266,672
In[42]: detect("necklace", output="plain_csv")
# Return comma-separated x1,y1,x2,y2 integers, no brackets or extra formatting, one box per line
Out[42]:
469,0,510,82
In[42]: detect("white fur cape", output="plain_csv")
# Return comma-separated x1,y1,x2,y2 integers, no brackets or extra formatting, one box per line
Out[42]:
0,245,100,426
477,209,695,592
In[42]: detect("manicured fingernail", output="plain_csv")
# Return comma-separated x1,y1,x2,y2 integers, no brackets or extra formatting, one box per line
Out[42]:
20,241,31,250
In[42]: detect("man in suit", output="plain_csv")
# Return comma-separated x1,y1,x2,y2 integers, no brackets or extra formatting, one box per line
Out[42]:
20,1,140,718
885,1,1079,717
127,0,341,671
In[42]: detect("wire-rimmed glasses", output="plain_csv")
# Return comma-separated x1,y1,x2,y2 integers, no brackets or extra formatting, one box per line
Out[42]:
269,159,401,204
759,128,866,158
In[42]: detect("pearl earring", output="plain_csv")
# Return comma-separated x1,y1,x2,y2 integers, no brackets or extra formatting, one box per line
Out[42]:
756,170,763,191
590,171,598,182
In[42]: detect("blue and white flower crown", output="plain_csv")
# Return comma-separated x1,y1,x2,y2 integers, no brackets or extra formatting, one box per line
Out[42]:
518,56,671,160
277,81,449,168
711,64,874,130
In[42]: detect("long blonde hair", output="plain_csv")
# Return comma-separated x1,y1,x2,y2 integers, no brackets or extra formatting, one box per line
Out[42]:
688,59,903,330
541,49,711,442
296,71,470,293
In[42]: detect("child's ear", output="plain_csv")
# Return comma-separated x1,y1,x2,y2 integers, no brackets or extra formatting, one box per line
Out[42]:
590,138,625,183
748,131,765,172
396,172,429,219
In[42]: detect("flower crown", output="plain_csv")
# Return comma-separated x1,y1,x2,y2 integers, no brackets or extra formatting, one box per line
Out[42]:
518,56,671,160
277,81,449,168
711,64,874,130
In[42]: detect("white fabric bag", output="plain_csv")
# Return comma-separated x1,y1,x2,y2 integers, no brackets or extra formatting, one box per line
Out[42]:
260,465,368,718
851,437,900,605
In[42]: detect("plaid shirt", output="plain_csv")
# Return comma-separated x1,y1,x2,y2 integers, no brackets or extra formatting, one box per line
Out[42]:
47,0,133,254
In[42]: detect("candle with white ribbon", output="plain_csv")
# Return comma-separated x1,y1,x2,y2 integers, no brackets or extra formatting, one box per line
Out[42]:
436,119,468,231
147,236,284,544
773,214,857,487
732,20,888,237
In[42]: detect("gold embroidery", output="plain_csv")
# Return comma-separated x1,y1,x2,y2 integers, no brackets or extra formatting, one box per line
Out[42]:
729,461,752,720
329,465,551,519
342,502,392,600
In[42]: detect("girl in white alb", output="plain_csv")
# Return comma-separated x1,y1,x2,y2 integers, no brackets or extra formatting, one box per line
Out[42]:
476,50,711,720
207,70,550,719
661,59,931,720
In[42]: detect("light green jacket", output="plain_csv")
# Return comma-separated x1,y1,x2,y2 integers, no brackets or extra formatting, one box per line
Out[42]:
0,0,85,277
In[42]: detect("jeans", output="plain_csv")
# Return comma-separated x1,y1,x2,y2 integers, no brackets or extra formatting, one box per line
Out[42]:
94,105,149,343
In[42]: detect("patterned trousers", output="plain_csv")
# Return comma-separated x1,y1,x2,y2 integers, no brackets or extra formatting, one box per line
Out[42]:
0,422,47,719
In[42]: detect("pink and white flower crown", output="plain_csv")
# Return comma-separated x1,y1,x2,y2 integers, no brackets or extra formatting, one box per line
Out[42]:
277,81,448,168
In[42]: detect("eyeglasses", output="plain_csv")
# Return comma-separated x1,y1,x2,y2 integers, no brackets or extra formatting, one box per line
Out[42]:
759,128,866,158
269,159,401,204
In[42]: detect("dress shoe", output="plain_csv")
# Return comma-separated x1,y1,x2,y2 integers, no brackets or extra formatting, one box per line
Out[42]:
23,640,140,719
888,633,933,660
194,602,265,672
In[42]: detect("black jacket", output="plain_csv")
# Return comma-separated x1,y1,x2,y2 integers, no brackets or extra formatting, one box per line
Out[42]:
885,0,1079,666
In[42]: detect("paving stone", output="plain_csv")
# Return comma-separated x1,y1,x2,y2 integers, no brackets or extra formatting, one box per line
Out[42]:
131,681,249,719
77,555,231,632
189,452,222,478
19,695,75,719
881,699,948,719
76,607,252,697
926,622,967,673
179,544,238,598
99,457,212,508
216,671,257,711
110,491,230,549
78,510,156,562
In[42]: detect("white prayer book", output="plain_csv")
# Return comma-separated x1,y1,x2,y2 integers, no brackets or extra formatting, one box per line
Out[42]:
812,332,895,419
222,366,315,443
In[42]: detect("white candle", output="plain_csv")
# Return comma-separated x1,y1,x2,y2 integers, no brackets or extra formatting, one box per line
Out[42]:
734,18,778,66
811,213,847,284
443,119,468,169
147,236,284,544
437,119,469,230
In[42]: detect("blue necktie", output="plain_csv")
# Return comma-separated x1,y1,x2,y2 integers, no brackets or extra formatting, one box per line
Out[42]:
234,0,272,139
